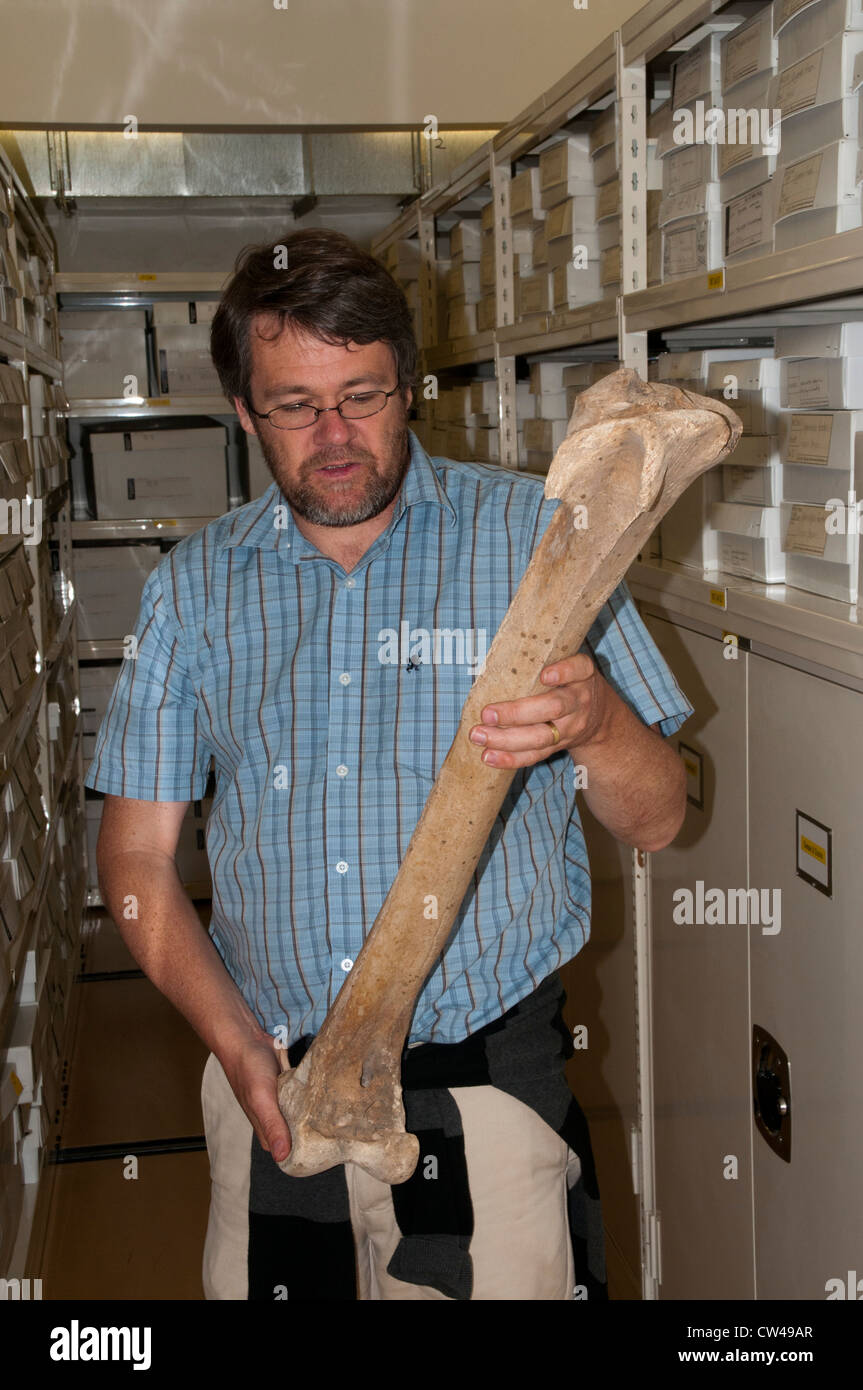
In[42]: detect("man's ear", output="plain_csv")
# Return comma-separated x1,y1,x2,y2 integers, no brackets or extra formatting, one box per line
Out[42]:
234,396,257,435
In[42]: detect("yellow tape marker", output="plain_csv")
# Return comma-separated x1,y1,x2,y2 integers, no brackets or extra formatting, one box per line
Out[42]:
10,1070,23,1098
709,588,727,609
682,756,699,777
707,270,725,291
146,398,171,406
800,835,826,864
137,273,158,281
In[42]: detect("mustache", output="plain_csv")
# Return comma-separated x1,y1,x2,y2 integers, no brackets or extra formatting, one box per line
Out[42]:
307,448,376,469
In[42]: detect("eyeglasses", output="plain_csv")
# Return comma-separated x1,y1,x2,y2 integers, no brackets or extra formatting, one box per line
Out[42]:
246,385,402,431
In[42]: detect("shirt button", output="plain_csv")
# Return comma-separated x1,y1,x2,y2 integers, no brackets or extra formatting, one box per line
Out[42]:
336,764,348,777
340,958,353,972
345,578,356,589
336,860,349,874
339,672,351,686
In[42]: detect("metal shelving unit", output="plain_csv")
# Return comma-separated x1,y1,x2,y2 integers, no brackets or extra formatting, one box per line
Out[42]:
1,138,87,1278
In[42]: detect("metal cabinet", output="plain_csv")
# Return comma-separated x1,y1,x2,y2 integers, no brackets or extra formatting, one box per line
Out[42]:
645,614,754,1300
748,655,863,1299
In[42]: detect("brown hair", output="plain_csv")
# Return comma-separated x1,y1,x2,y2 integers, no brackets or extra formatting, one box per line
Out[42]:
210,228,418,407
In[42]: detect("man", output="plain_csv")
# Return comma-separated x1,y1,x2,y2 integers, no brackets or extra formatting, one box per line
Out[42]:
86,227,692,1301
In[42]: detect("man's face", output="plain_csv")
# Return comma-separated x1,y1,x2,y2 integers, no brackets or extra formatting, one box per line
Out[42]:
235,317,413,527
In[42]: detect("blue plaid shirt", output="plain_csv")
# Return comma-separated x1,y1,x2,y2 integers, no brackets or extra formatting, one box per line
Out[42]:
85,429,693,1045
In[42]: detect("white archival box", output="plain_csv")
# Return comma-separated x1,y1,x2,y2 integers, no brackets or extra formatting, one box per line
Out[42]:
781,498,861,601
724,181,775,262
152,301,222,396
59,309,149,400
775,0,863,69
73,545,162,641
781,357,863,408
89,425,228,519
709,499,786,581
723,7,778,92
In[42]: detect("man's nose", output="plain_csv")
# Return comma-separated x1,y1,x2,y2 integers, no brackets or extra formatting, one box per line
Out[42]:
313,404,353,444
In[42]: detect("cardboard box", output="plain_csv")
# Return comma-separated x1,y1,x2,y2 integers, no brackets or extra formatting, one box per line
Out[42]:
781,357,863,408
710,500,786,580
775,0,863,69
383,239,421,278
551,260,602,310
724,182,775,262
770,33,863,129
73,545,162,642
662,474,722,570
723,7,778,91
522,417,568,452
516,271,552,317
781,499,860,601
775,200,863,250
662,142,719,197
706,357,781,434
59,309,149,400
538,136,594,206
723,455,783,506
661,212,723,280
510,168,544,223
672,32,722,108
776,139,860,221
776,323,863,358
152,302,223,396
778,408,863,467
89,425,228,519
450,221,482,262
658,182,722,229
590,104,617,157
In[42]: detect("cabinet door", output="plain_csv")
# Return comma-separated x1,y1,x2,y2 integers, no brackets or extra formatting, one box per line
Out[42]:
748,655,863,1299
563,808,641,1299
645,615,754,1299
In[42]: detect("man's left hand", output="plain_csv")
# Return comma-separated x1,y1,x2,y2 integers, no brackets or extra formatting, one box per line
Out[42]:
468,653,609,769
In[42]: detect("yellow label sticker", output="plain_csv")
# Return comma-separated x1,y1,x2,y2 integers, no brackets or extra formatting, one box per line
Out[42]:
800,836,826,864
137,273,158,281
707,270,725,291
10,1069,23,1098
709,588,727,609
682,756,698,777
146,398,171,406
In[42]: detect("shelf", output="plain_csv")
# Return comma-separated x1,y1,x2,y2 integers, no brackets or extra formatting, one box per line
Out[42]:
0,601,78,776
65,396,235,419
0,735,82,1049
78,638,133,661
422,300,620,369
0,321,62,378
629,558,863,687
624,229,863,334
55,272,229,295
71,517,217,541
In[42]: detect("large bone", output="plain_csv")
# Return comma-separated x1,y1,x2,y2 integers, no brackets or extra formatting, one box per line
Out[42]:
277,368,740,1182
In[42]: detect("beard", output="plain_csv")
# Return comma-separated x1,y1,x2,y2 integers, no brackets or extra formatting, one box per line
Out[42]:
253,416,411,527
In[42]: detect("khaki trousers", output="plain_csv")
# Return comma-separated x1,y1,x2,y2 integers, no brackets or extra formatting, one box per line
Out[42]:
200,1050,580,1301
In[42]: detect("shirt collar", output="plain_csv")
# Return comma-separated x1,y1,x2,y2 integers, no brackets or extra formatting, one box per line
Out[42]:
222,428,457,557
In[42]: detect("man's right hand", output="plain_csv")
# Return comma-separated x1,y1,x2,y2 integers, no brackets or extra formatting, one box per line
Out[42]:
220,1036,293,1164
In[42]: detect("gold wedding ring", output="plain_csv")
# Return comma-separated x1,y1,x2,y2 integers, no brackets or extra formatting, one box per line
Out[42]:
546,720,561,746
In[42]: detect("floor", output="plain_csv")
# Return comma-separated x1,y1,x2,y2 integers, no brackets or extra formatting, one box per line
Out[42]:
38,907,212,1299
